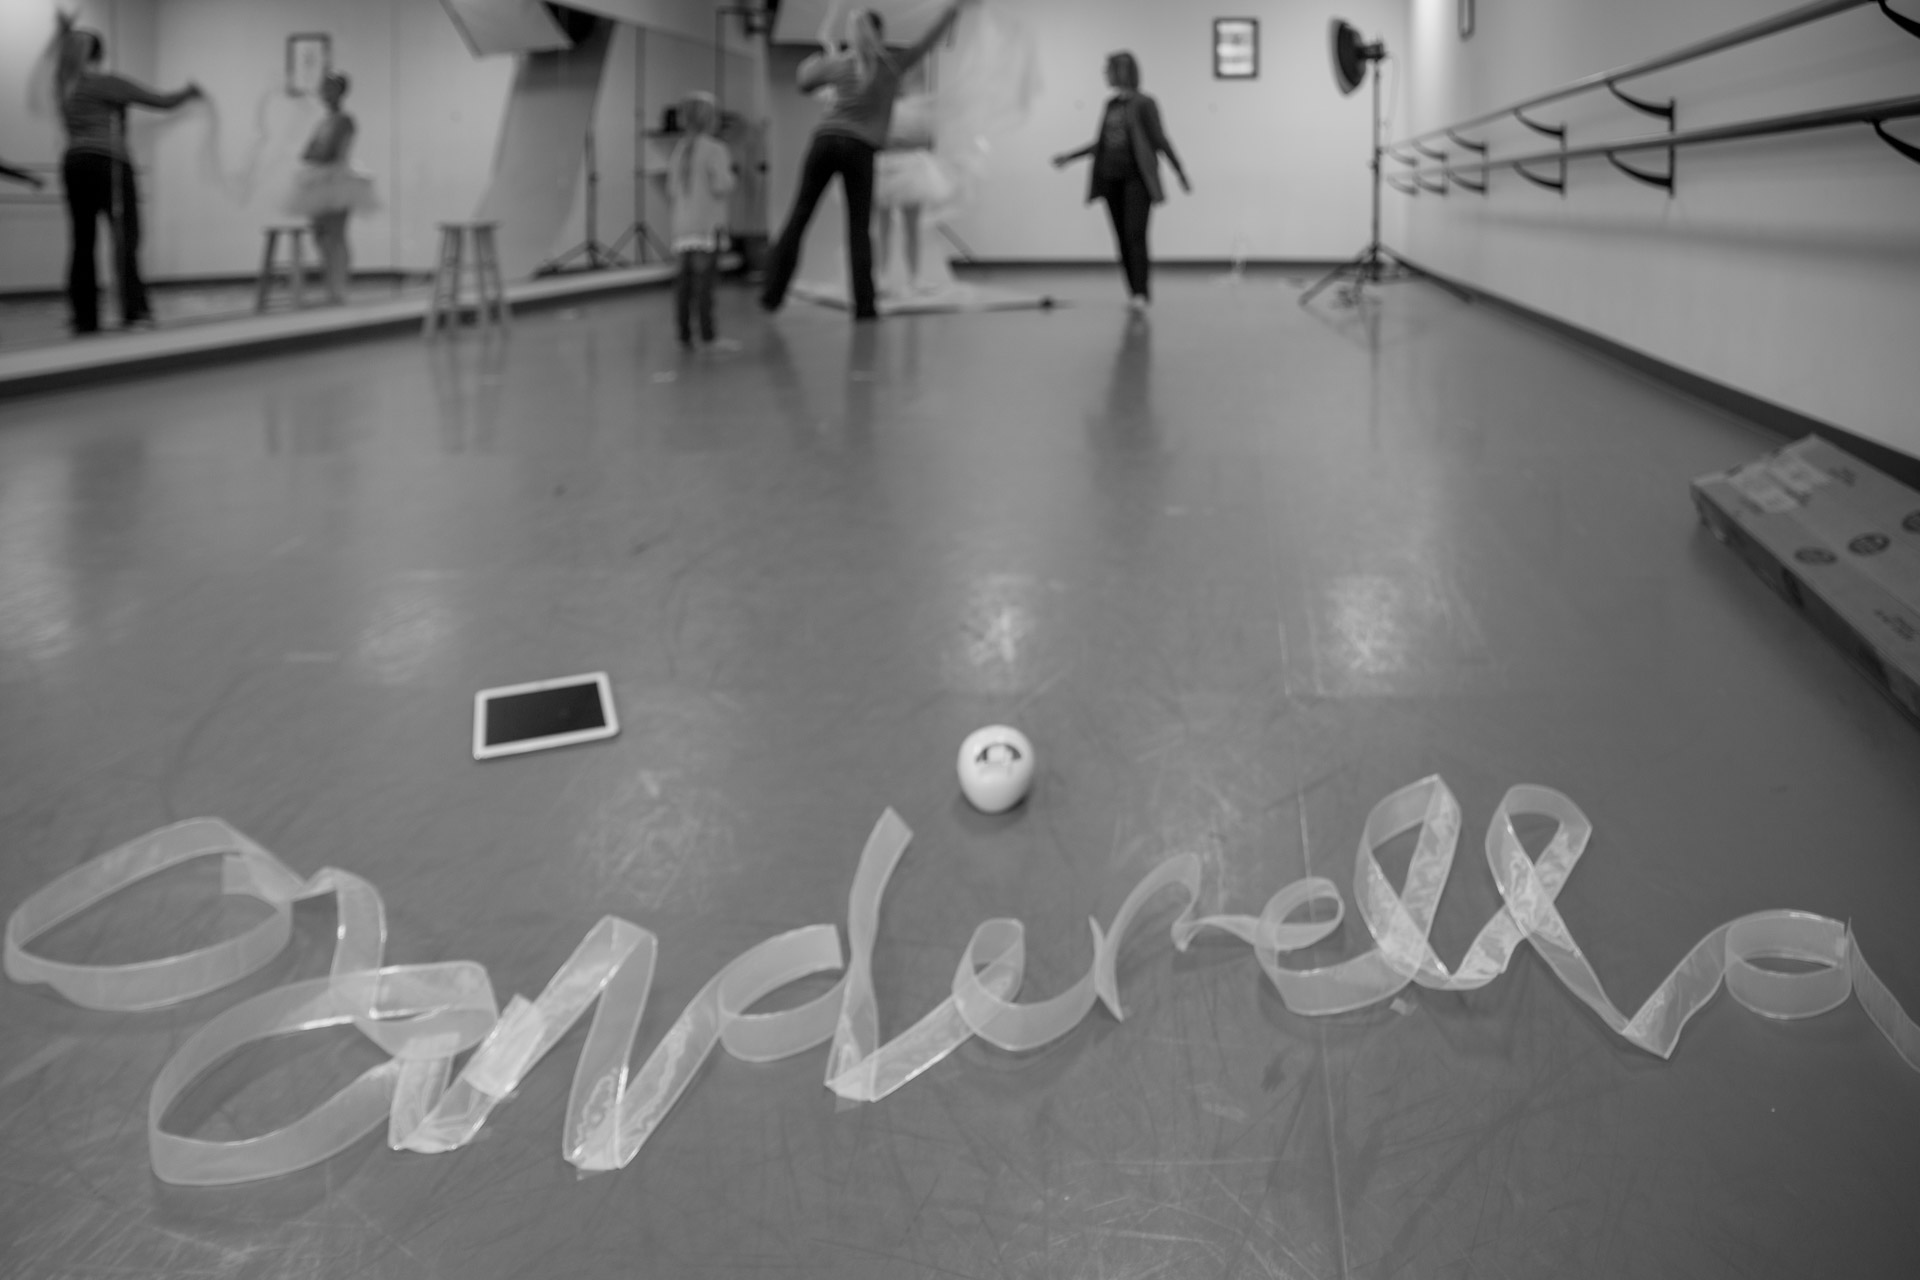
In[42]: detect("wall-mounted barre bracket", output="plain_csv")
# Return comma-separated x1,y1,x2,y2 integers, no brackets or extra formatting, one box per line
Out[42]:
1880,0,1920,39
1514,109,1566,140
1513,110,1570,192
1387,148,1420,166
1413,140,1449,161
1445,130,1489,155
1513,160,1567,193
1450,167,1489,194
1873,120,1920,164
1386,176,1421,196
1415,172,1450,194
1607,81,1677,123
1607,151,1676,191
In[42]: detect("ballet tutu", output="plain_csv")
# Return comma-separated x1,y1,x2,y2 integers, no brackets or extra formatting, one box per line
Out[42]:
875,150,956,210
285,163,378,218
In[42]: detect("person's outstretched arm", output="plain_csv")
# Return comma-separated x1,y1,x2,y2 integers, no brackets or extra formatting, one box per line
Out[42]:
1051,142,1094,168
1140,96,1190,192
900,0,972,72
798,48,853,94
92,72,202,112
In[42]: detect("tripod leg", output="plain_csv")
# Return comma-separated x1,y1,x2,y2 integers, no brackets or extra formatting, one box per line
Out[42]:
1298,245,1372,307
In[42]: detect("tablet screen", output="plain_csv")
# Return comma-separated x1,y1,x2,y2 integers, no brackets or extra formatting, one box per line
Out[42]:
482,681,608,748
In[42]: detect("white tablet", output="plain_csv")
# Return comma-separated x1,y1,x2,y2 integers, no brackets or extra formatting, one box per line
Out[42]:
472,672,619,760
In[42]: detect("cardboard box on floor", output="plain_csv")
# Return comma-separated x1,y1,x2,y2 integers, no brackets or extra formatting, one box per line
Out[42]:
1693,436,1920,725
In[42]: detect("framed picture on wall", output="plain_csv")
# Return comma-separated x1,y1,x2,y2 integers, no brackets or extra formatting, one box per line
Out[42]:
1213,18,1258,79
1459,0,1476,39
286,33,331,97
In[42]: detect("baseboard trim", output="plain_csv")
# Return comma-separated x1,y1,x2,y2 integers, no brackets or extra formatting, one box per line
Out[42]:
1392,251,1920,492
950,258,1343,273
0,270,430,303
0,264,693,400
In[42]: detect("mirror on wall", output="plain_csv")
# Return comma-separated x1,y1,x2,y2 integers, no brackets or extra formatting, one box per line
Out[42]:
0,0,767,354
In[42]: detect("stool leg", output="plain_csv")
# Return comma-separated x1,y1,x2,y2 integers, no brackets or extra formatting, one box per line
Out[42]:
290,229,306,310
480,228,509,330
425,228,454,337
256,228,278,313
450,230,468,329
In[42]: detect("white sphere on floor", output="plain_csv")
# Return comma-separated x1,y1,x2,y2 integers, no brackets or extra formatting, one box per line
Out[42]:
957,725,1036,814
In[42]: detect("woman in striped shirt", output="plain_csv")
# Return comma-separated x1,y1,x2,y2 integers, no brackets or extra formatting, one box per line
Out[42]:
760,0,973,321
52,18,202,334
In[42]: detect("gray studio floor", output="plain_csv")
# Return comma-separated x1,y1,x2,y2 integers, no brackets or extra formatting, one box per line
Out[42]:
1,269,1917,1279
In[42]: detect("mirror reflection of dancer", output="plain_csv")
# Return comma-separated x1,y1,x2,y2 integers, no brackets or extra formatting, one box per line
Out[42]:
51,15,203,334
873,72,955,298
667,93,736,347
1052,52,1189,312
760,0,973,321
289,73,375,306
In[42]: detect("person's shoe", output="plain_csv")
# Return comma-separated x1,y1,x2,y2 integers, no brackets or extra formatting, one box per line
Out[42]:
1127,295,1149,312
123,314,157,331
758,293,781,313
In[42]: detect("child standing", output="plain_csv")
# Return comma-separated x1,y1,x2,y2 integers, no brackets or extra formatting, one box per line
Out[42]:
667,93,735,347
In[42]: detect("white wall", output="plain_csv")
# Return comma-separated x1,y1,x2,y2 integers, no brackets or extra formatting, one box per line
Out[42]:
0,0,754,289
765,0,1409,264
1399,0,1920,458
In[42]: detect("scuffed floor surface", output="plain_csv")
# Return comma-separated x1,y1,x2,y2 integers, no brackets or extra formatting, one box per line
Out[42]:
2,271,1917,1279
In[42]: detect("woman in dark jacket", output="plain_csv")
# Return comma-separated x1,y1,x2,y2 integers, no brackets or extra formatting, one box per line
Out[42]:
1052,52,1189,310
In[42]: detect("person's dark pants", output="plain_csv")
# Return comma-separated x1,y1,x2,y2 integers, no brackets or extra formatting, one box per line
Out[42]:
63,152,149,333
1099,175,1154,301
761,133,878,320
676,249,717,343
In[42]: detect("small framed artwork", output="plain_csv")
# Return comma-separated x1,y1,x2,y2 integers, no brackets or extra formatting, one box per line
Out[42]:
1213,18,1259,80
472,671,621,760
286,33,331,97
1459,0,1476,39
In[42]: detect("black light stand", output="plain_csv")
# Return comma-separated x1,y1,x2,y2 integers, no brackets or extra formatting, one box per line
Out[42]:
537,125,632,275
535,8,629,276
604,23,669,266
1300,28,1468,308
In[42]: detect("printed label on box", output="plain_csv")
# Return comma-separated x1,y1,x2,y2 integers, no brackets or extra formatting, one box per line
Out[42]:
1729,465,1799,515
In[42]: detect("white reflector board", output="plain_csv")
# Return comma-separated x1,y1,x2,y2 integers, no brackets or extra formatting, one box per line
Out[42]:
439,0,574,57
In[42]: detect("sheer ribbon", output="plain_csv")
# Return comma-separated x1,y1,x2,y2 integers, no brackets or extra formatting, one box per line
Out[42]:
7,779,1917,1186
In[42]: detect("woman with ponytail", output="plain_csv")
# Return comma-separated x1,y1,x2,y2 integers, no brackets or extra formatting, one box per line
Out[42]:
49,13,202,334
760,0,974,321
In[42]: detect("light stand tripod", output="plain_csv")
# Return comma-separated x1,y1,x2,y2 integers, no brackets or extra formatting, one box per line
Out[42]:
1299,47,1466,308
604,23,669,266
536,126,630,276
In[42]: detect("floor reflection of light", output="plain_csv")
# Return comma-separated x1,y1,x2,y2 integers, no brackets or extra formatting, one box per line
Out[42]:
0,457,78,664
354,581,458,685
946,572,1040,694
1326,573,1412,680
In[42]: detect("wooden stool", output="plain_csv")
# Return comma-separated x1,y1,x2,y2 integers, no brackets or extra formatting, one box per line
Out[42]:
255,224,312,313
424,222,510,337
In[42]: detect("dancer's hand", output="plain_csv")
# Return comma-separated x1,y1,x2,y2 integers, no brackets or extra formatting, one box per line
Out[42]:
185,82,205,100
1178,173,1192,194
1051,153,1070,168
